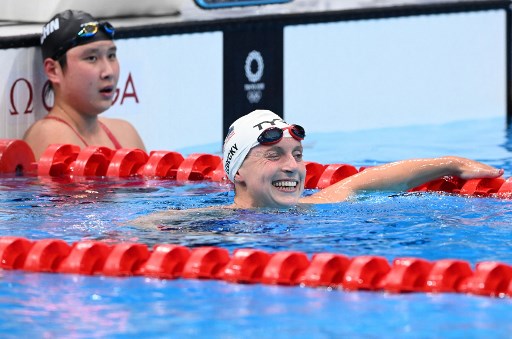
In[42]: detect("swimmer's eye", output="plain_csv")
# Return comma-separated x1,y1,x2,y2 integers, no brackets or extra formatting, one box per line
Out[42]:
265,152,281,161
293,152,303,161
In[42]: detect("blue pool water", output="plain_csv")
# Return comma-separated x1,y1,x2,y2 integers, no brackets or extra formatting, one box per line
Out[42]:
1,117,512,337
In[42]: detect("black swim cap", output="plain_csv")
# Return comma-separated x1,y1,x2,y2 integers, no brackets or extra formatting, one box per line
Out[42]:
40,9,114,61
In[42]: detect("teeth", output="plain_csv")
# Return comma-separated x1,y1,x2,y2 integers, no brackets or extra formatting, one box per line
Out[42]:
273,181,297,187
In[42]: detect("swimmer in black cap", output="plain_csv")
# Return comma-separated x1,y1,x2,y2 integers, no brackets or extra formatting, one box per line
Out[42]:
24,9,145,159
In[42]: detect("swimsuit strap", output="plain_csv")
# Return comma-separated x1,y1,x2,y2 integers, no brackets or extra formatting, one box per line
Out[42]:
99,121,123,150
43,115,123,150
43,115,89,147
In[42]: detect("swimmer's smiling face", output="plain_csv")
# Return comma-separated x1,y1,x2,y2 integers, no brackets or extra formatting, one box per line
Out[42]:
234,137,306,208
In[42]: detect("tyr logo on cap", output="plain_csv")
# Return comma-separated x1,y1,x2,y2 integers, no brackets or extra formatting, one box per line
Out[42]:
253,118,284,131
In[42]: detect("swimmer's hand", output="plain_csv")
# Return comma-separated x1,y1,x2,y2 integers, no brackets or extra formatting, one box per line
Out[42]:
449,156,504,179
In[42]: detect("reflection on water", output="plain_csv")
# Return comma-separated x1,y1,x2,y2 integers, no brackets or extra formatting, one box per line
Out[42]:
2,271,130,337
1,269,512,337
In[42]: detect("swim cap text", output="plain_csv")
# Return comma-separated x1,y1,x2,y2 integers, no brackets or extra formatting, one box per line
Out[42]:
224,143,238,175
41,18,60,44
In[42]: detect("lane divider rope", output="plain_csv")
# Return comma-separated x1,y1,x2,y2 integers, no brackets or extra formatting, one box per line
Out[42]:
1,139,511,196
1,236,512,298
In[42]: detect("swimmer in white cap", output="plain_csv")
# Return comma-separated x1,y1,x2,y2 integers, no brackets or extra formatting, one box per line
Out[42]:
130,110,503,226
223,109,503,209
134,109,504,225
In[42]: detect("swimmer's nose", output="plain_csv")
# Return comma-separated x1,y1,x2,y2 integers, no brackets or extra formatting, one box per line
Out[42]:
282,153,299,173
100,58,117,80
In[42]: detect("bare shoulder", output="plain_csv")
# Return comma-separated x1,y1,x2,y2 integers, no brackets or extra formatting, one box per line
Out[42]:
99,117,146,150
99,117,136,131
25,117,61,136
23,117,83,159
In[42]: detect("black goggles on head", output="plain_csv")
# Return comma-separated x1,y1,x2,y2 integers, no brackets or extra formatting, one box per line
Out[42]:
257,124,306,145
53,21,115,60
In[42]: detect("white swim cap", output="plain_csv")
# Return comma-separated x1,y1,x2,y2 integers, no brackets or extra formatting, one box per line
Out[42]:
222,110,293,182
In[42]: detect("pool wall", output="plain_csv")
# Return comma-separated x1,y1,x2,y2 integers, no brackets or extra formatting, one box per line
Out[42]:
0,1,509,153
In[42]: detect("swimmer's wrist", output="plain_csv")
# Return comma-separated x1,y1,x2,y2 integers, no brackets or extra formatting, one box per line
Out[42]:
438,156,463,176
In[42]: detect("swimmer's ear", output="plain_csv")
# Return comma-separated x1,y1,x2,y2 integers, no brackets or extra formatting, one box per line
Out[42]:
233,171,245,184
43,58,63,84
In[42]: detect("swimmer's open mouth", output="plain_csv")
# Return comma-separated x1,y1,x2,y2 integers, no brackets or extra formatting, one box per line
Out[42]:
100,86,114,94
273,180,298,191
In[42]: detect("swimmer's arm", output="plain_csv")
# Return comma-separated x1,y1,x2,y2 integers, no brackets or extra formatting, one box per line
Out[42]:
128,210,174,226
130,209,179,228
130,205,231,228
301,156,503,204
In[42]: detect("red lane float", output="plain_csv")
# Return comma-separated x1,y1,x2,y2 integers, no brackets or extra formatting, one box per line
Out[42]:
298,253,350,287
343,256,391,291
1,237,512,298
72,146,114,177
38,144,80,176
2,139,512,197
176,153,221,181
316,164,358,189
459,261,512,297
261,251,310,285
409,176,465,194
459,178,507,197
208,161,228,182
102,243,150,276
304,162,326,189
0,237,33,269
497,177,512,198
136,244,191,279
58,241,112,275
223,249,272,284
0,139,36,175
141,151,184,178
24,239,71,272
182,247,230,279
425,259,473,293
106,149,149,177
380,257,432,293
